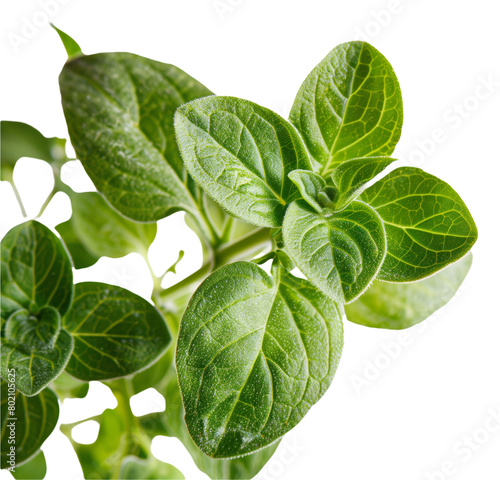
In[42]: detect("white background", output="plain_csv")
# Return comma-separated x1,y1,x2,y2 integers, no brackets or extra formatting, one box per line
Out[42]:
1,0,500,479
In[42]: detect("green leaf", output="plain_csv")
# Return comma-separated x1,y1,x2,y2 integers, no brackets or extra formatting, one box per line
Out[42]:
54,220,99,269
176,262,343,458
361,167,478,282
11,451,46,479
57,190,157,266
63,282,171,381
59,52,212,222
51,25,82,60
332,156,397,209
346,254,473,330
137,314,280,479
289,41,403,176
288,170,327,213
1,310,73,396
0,121,67,183
1,381,59,468
283,199,387,303
50,372,89,400
174,96,312,227
119,456,184,480
1,221,74,325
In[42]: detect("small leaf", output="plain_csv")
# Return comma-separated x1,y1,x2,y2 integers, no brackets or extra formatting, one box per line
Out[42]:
11,451,46,479
346,254,473,330
0,121,67,183
59,52,212,222
176,262,343,458
63,282,171,381
57,190,157,266
0,381,59,468
5,307,61,351
288,170,327,213
1,221,73,324
361,167,478,281
332,156,397,209
283,200,387,303
1,321,74,396
51,25,82,60
174,96,312,227
289,41,403,176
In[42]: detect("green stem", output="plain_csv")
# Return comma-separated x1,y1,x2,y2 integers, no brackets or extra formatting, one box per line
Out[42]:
11,181,27,217
159,227,271,300
36,186,57,218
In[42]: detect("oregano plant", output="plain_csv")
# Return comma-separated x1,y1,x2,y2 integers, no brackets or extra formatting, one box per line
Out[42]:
0,29,477,479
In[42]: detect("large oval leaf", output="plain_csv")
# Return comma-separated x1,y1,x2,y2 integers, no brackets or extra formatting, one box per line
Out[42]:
59,52,212,222
63,282,171,380
361,167,478,281
283,200,387,303
1,381,59,468
174,96,312,227
1,221,73,324
176,262,343,458
289,41,403,176
345,254,473,329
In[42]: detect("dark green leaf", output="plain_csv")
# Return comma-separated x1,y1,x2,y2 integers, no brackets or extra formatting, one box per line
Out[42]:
0,381,59,468
332,156,397,209
176,262,343,458
346,254,473,329
283,200,386,303
119,456,184,479
59,52,212,222
11,451,46,479
174,96,312,227
0,121,67,183
1,314,73,396
289,41,403,176
1,221,74,325
288,170,327,213
58,190,157,266
361,167,478,281
63,282,170,381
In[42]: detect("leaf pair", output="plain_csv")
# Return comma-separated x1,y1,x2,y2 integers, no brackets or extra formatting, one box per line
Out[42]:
1,221,171,398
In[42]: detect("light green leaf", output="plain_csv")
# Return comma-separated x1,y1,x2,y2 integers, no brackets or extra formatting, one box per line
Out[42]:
1,221,74,325
176,262,343,458
0,381,59,468
52,25,82,60
1,309,73,396
361,167,478,282
288,170,327,213
11,451,46,479
59,52,212,222
63,282,170,381
137,314,280,479
346,254,473,330
289,41,403,176
0,121,67,183
119,456,184,479
54,220,99,269
332,156,397,209
51,372,89,400
57,190,157,267
283,199,386,303
174,96,312,227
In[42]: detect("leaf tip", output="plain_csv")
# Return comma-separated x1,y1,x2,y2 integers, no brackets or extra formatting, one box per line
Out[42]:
51,24,82,60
